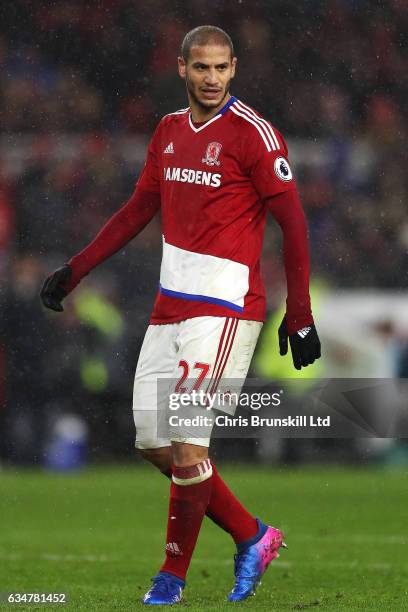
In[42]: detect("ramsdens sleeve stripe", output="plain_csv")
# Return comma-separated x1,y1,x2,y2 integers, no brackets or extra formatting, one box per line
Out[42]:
234,100,280,151
230,104,272,152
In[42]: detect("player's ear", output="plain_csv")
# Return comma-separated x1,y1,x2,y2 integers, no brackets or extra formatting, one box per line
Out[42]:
230,56,237,79
178,56,186,79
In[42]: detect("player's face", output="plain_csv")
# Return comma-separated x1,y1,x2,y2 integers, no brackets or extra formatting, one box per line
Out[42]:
178,45,237,114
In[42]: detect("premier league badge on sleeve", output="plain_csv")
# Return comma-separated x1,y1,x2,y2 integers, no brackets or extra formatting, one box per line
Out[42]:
274,156,293,181
202,142,222,167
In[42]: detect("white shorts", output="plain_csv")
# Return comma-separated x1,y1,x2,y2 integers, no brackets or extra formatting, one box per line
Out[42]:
132,316,262,449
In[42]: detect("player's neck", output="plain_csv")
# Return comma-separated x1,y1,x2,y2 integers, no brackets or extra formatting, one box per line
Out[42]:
189,93,231,123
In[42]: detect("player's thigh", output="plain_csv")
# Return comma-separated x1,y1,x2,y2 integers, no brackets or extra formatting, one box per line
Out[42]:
133,323,177,449
168,317,262,446
176,316,262,390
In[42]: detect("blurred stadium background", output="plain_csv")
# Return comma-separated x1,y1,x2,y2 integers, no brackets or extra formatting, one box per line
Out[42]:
0,0,407,467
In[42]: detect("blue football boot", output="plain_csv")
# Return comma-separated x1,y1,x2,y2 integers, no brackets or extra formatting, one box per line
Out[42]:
228,519,287,602
142,572,185,605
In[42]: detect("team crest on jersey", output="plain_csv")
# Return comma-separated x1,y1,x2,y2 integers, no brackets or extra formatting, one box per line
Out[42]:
274,156,293,182
202,142,222,167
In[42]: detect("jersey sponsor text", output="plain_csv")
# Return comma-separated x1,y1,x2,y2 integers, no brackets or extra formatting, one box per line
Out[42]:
164,167,221,187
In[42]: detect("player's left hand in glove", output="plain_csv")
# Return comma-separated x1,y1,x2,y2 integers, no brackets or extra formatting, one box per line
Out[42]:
278,315,321,370
40,264,73,312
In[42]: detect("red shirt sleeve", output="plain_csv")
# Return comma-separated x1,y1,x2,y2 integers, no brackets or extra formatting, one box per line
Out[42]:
267,187,314,335
243,126,296,200
242,122,313,333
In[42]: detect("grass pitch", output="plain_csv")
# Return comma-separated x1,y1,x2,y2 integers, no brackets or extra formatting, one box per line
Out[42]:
0,464,407,611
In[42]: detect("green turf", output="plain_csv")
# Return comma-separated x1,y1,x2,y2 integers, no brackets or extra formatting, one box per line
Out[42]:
0,464,407,611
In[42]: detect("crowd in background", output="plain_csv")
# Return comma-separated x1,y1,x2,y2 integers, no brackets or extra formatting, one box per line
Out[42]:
1,0,407,463
1,0,406,137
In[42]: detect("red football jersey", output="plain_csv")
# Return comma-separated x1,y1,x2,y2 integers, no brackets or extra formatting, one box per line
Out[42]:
137,96,297,324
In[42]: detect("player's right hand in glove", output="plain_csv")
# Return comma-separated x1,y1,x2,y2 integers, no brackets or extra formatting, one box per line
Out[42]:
278,315,321,370
40,264,73,312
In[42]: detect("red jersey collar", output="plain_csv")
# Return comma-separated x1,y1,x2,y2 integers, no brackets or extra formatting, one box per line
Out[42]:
188,96,237,133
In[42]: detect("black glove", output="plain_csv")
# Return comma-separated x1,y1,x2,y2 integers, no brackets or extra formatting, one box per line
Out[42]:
278,315,321,370
40,264,72,312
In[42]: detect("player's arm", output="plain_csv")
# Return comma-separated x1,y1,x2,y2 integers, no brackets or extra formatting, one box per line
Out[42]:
41,129,162,312
245,125,320,369
267,187,321,369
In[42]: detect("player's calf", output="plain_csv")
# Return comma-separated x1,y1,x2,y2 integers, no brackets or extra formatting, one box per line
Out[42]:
143,458,213,605
160,459,213,580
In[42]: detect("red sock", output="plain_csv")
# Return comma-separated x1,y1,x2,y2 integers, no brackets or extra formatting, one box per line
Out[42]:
162,463,258,546
206,463,258,544
160,459,212,580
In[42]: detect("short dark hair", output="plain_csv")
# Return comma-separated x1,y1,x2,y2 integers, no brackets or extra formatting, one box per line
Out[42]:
181,25,235,61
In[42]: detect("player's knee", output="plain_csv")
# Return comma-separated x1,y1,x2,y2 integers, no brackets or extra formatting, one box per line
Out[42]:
171,441,209,467
138,447,172,474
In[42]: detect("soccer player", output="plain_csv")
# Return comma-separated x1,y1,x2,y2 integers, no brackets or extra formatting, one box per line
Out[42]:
41,26,321,605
